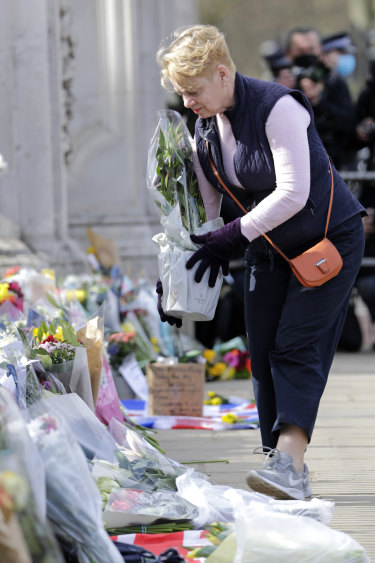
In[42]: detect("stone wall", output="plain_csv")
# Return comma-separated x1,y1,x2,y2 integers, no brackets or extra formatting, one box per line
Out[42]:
0,0,198,278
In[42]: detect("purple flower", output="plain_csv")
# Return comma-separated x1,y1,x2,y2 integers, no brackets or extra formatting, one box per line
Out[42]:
107,343,119,357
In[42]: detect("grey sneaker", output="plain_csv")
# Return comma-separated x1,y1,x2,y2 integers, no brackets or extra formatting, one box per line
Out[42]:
303,463,313,499
246,447,307,501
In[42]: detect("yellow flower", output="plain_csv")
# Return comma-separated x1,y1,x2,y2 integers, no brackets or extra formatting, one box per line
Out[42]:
121,321,136,334
65,289,87,303
150,337,160,353
203,349,216,363
211,397,222,405
221,367,236,380
76,289,87,302
54,325,64,342
65,290,76,302
0,470,29,509
41,269,55,281
0,283,9,301
33,327,48,343
222,413,241,424
208,362,227,376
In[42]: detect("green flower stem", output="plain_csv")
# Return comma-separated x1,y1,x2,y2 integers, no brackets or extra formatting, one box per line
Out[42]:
181,459,229,464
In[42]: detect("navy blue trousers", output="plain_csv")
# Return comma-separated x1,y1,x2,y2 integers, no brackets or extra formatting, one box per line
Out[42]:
244,214,365,449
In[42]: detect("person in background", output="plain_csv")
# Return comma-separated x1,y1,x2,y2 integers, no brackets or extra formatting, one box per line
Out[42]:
356,58,375,155
155,24,365,501
354,57,375,330
320,31,357,78
264,48,296,89
286,26,357,170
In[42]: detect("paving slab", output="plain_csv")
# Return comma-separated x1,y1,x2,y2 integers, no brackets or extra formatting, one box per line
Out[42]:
155,351,375,561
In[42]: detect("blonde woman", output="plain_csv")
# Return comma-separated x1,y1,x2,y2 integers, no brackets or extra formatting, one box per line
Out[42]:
156,25,365,500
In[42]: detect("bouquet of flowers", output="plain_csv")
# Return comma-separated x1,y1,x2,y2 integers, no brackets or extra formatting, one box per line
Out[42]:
25,362,67,406
148,109,206,233
29,320,79,370
0,388,64,562
107,331,137,371
0,325,30,409
27,410,123,563
28,320,94,410
223,349,251,379
147,110,224,322
201,346,251,381
108,419,186,492
103,487,198,529
0,281,24,311
0,466,33,563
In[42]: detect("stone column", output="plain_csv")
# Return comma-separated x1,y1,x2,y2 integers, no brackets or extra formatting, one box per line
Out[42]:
0,0,87,271
66,0,198,279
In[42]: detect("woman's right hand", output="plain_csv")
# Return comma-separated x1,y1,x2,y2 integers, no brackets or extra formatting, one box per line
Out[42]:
155,279,182,328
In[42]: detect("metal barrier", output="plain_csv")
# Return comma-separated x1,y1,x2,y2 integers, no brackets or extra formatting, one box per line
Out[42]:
338,169,375,268
339,170,375,182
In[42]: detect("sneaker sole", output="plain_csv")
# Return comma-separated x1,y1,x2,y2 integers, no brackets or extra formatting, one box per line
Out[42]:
246,471,305,501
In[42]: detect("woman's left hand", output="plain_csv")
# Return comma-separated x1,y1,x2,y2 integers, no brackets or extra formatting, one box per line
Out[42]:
186,217,248,287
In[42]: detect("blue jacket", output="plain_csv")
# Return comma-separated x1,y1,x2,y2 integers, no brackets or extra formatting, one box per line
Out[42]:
195,73,364,256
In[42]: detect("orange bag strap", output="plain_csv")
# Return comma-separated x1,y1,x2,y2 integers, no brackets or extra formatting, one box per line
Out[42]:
206,140,334,263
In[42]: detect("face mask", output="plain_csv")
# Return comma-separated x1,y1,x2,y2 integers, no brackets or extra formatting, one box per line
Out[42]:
336,53,356,77
292,54,318,68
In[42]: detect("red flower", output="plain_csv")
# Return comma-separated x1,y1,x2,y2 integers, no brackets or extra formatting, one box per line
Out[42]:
42,335,58,344
8,281,23,297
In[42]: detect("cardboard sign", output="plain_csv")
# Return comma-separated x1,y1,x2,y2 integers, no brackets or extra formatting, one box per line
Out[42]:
147,363,205,416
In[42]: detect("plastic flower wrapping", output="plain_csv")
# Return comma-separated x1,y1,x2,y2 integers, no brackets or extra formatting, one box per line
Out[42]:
27,319,95,410
29,320,80,369
104,487,198,528
148,110,224,322
147,109,206,234
0,387,64,562
27,407,123,563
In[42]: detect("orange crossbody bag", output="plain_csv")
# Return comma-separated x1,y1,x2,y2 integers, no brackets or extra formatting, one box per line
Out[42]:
206,141,342,288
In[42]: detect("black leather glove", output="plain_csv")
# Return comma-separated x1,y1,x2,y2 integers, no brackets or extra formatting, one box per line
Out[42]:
186,217,249,287
155,279,182,328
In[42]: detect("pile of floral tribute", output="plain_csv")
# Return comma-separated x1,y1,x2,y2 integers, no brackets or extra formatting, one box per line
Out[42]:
0,262,369,562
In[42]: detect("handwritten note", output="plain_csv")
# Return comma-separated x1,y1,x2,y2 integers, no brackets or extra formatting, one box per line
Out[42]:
147,363,205,416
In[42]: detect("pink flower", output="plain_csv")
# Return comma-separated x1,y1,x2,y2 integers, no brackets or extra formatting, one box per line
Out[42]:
223,349,249,370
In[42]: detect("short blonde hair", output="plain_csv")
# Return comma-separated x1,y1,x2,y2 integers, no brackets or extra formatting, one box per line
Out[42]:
156,25,236,92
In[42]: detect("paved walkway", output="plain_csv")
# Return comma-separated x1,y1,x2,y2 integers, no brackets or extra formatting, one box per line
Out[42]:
156,351,375,561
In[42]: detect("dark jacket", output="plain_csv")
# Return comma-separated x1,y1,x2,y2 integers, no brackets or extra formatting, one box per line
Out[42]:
313,74,357,170
195,73,364,257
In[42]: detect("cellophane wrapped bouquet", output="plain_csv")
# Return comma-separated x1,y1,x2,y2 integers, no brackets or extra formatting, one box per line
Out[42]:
27,407,123,563
147,110,224,322
0,387,64,563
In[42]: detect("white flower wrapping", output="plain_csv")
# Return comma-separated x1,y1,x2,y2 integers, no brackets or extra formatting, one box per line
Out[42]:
153,216,224,322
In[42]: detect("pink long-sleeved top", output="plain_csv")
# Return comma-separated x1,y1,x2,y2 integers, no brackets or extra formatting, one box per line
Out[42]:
192,94,312,242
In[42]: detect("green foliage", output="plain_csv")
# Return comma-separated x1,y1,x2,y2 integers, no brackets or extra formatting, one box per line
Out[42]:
153,115,206,232
60,319,79,346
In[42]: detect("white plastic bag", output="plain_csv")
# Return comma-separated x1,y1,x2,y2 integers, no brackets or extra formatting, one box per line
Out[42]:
176,468,334,529
153,217,224,322
148,110,224,322
233,501,369,563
